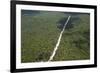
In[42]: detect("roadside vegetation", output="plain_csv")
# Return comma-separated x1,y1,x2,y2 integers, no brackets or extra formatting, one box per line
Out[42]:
53,13,90,61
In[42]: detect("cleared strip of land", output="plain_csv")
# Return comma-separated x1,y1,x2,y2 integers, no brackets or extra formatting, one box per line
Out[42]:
48,16,71,61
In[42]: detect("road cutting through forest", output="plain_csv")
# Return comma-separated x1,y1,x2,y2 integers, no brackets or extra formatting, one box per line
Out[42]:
48,16,71,61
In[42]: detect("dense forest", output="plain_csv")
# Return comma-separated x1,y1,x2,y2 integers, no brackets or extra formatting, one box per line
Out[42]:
21,10,90,63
